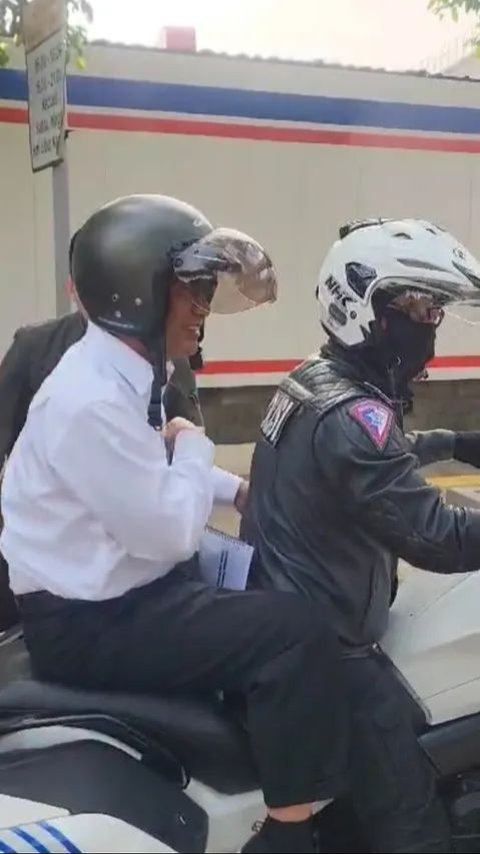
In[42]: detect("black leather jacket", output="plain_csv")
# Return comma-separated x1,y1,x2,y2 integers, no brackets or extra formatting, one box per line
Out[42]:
245,353,480,653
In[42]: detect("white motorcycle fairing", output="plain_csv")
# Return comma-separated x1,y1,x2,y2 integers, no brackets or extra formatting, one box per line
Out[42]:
0,631,265,854
381,568,480,726
0,801,175,853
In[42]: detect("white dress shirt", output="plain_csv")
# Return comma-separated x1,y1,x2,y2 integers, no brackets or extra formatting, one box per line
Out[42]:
161,362,240,505
0,322,240,601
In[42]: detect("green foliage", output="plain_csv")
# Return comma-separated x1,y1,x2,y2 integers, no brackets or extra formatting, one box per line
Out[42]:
0,0,93,67
428,0,480,19
428,0,480,54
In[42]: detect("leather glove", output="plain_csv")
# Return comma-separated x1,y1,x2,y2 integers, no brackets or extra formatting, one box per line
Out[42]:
454,431,480,469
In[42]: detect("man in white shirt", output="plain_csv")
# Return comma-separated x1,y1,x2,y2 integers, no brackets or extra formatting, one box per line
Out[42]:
0,194,348,854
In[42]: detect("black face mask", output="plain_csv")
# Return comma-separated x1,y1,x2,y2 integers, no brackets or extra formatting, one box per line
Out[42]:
378,307,436,389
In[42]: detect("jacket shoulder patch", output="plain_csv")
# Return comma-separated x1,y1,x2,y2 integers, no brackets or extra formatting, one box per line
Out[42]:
261,389,299,446
348,399,394,450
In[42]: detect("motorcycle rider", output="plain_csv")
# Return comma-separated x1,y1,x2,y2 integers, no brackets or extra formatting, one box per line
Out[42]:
244,218,480,853
0,245,210,633
0,194,350,854
0,291,208,631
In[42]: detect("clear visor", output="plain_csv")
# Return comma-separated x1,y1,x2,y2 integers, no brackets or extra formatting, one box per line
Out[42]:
171,227,278,314
378,271,480,327
445,299,480,326
387,288,480,328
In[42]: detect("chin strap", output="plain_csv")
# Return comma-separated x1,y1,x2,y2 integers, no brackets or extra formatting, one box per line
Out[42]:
148,366,164,430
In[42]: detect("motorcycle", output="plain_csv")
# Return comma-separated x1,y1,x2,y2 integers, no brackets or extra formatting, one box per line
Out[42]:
0,565,478,852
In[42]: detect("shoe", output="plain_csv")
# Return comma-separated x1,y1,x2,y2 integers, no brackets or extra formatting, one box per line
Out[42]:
240,817,316,853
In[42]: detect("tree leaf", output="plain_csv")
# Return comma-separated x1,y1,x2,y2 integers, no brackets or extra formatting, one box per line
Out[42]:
0,40,9,66
0,0,92,67
428,0,480,15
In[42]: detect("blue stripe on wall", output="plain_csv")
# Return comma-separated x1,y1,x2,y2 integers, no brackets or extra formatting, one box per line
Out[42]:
1,67,480,135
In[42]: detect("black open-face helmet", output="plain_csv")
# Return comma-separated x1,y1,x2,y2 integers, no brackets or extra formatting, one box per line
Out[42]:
70,194,277,376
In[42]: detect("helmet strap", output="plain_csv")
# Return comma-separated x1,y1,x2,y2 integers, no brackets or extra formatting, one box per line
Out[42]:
146,273,171,424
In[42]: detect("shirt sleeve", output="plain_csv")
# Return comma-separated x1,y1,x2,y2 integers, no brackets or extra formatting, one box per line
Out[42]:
211,466,241,505
47,400,215,565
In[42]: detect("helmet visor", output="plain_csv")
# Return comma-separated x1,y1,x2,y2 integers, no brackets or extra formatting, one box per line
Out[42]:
445,299,480,325
171,227,278,314
388,290,446,326
382,282,480,326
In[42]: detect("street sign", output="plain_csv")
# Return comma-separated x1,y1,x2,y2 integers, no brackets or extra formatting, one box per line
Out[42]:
23,0,67,172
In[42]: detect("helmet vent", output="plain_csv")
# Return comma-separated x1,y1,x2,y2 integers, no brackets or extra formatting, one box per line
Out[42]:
339,219,382,240
393,232,412,240
398,258,450,273
453,261,480,290
345,262,376,297
328,303,347,326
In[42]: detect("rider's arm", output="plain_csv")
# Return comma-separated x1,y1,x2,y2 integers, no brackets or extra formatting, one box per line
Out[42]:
314,400,480,574
406,428,480,469
165,361,243,504
48,399,215,566
404,430,455,466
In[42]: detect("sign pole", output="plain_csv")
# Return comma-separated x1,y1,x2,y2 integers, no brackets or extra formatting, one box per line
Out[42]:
52,155,71,316
23,0,70,318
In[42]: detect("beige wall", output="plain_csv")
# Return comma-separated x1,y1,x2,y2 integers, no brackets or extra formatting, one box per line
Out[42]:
2,43,480,387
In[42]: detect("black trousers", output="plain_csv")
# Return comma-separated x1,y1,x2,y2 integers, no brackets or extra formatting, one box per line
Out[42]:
345,651,452,854
18,565,349,809
0,553,20,631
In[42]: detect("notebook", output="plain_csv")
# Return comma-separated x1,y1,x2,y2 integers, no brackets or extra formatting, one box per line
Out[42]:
198,527,254,591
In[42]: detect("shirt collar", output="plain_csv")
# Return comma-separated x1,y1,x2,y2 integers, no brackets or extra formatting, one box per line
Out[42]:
85,322,153,398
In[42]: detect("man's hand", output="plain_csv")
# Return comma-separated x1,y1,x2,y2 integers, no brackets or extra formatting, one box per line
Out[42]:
234,479,249,515
454,432,480,469
162,417,204,454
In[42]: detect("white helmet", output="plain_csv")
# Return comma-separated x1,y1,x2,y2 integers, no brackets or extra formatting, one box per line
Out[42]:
316,218,480,347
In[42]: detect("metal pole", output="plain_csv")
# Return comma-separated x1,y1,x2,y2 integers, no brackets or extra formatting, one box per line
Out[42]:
52,144,71,317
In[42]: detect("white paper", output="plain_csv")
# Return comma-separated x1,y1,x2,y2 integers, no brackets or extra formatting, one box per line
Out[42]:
199,527,253,591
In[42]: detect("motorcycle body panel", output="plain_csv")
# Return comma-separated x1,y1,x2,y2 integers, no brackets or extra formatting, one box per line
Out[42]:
381,569,480,725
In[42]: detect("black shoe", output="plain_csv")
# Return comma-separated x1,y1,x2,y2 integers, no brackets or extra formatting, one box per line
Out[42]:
241,817,316,853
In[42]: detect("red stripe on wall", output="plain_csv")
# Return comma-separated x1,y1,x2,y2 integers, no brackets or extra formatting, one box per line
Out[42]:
0,106,25,124
431,355,480,369
2,104,480,153
200,359,300,374
200,355,480,374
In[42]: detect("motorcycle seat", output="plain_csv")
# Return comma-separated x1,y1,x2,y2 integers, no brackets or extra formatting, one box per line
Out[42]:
0,671,258,795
